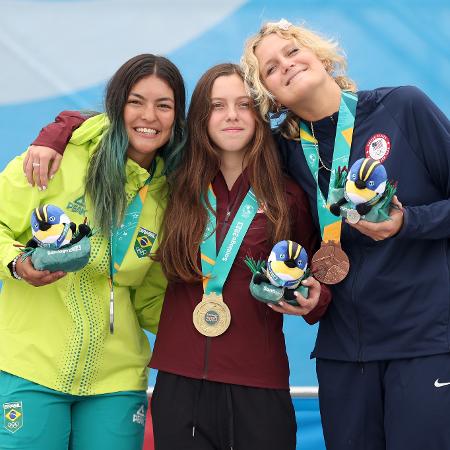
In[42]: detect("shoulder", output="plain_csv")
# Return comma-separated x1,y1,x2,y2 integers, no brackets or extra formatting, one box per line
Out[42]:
366,86,436,112
284,176,309,207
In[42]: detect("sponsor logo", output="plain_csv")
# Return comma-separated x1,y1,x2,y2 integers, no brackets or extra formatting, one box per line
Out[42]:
3,401,23,433
66,195,86,216
242,204,255,219
365,133,391,162
46,244,81,256
434,379,450,388
134,227,157,258
133,405,145,426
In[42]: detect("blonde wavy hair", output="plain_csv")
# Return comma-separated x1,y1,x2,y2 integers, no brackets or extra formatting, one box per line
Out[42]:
241,20,356,140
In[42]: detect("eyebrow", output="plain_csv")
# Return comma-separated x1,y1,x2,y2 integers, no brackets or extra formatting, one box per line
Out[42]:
128,92,174,102
210,96,251,101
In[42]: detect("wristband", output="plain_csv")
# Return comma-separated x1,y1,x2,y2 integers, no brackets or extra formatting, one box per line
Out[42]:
11,254,23,280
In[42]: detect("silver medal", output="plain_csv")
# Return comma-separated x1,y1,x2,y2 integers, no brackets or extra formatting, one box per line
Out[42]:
346,209,361,224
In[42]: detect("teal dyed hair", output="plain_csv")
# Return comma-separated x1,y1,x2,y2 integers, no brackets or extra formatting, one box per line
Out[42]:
85,54,186,236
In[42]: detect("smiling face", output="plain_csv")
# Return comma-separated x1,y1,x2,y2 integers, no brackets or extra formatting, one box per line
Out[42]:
207,74,256,158
254,33,329,109
123,74,175,168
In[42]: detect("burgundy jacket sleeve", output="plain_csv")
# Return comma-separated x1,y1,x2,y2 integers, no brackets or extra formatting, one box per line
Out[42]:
31,110,94,155
286,178,332,324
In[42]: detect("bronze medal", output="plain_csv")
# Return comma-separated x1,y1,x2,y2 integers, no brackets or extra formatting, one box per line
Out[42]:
312,241,350,284
193,292,231,337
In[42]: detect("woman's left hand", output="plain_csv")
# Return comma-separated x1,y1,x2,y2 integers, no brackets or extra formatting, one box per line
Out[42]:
346,196,404,241
268,276,321,316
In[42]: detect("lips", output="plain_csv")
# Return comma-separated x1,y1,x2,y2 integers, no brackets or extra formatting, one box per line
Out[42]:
286,69,306,86
222,127,244,133
134,127,159,136
133,127,161,139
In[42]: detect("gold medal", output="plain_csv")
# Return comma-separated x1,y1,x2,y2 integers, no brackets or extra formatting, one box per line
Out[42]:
193,292,231,337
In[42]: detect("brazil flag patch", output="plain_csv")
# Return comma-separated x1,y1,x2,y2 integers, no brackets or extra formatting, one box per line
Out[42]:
134,227,157,258
3,401,23,433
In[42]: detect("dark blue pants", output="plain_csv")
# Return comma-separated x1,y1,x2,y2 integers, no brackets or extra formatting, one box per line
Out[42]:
317,354,450,450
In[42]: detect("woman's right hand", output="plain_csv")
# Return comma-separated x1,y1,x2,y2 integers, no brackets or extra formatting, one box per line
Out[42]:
15,256,66,287
23,145,62,190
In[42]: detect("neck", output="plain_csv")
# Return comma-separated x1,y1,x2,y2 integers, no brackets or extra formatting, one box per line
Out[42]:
127,151,156,171
220,151,247,190
291,79,342,122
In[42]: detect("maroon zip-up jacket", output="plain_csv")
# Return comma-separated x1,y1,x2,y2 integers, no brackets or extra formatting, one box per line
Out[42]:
152,172,331,389
33,111,332,389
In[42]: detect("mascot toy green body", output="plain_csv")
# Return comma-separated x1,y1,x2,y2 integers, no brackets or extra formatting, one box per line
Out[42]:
25,204,92,272
329,157,396,224
246,240,309,306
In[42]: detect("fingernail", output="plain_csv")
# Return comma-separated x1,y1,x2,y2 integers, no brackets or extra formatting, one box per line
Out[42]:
50,175,54,180
278,301,284,306
42,186,47,191
267,304,273,309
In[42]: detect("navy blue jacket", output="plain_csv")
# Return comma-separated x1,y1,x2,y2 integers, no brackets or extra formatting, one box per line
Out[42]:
276,86,450,362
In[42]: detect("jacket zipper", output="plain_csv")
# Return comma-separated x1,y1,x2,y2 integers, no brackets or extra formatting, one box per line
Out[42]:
351,248,365,362
202,198,233,379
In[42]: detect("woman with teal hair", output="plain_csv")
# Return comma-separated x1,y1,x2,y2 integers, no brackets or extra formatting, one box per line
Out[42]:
0,53,185,450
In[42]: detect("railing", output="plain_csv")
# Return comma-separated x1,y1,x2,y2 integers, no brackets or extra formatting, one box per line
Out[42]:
147,386,318,398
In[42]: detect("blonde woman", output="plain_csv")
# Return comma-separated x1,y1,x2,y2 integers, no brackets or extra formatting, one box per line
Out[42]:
242,19,450,450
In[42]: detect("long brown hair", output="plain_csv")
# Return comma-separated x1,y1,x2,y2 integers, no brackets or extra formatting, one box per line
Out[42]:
158,63,289,282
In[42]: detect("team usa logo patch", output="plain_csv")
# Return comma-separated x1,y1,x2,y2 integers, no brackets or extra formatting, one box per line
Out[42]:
134,227,157,258
3,401,23,433
365,133,391,162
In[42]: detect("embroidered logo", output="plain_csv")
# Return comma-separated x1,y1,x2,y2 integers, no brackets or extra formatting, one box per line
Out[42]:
133,405,146,426
3,401,23,433
434,378,450,388
66,195,86,216
134,227,157,258
242,204,255,219
365,133,391,162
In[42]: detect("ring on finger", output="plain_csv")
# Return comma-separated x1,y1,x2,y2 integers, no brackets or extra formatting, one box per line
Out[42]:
32,162,40,167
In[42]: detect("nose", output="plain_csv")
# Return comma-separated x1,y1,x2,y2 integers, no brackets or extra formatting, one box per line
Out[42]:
226,105,238,121
141,105,156,122
281,58,295,73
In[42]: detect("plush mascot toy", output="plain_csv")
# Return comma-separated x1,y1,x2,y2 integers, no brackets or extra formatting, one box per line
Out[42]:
246,240,309,306
329,158,395,223
23,204,92,272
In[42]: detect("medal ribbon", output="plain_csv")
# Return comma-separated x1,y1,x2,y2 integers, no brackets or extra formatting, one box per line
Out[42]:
108,160,156,333
299,91,357,241
200,185,258,295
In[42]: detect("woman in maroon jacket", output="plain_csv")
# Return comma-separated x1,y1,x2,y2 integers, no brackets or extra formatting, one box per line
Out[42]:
25,63,331,450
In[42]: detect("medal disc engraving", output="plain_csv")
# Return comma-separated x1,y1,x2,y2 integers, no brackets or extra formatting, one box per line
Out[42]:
193,292,231,337
312,242,350,284
346,209,361,224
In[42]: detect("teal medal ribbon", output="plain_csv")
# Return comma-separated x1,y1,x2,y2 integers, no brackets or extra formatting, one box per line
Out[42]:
200,185,258,294
193,184,258,337
299,91,357,239
108,160,156,333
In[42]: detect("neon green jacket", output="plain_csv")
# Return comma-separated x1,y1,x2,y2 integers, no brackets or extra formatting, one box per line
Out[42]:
0,115,168,395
